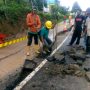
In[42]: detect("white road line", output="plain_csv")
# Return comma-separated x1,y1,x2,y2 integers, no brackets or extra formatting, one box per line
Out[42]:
14,32,71,90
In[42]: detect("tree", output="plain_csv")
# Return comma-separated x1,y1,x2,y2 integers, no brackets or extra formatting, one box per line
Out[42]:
50,4,68,21
5,0,27,4
59,6,69,15
71,1,82,12
3,0,6,4
28,0,47,11
55,0,60,6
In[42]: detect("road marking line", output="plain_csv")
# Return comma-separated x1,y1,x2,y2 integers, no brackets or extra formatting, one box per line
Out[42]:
14,31,71,90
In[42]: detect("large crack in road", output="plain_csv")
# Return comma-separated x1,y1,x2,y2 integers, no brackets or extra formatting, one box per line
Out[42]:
6,30,69,90
19,32,90,90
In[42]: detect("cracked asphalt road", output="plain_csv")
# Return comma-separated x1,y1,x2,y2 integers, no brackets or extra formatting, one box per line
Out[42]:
21,31,90,90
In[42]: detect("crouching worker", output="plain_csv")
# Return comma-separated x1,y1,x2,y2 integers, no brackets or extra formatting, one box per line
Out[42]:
39,21,53,54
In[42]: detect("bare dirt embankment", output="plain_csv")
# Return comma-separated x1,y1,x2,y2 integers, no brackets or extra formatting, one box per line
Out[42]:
0,19,27,41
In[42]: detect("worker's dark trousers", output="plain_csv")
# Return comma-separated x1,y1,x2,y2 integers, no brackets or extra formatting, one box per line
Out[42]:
43,37,52,51
44,37,52,48
86,36,90,53
27,32,38,46
69,28,82,45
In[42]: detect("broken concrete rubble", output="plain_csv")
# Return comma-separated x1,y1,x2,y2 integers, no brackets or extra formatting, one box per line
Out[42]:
75,70,86,77
46,45,90,82
62,64,80,75
69,53,86,62
84,68,90,72
59,48,76,55
23,59,37,70
76,60,83,66
47,55,65,64
85,72,90,82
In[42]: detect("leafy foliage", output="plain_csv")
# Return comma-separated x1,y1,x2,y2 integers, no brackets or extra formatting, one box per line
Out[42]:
0,0,69,35
50,5,69,22
22,0,47,11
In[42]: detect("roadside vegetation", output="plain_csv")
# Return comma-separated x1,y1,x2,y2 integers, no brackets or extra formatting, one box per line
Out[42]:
0,0,69,37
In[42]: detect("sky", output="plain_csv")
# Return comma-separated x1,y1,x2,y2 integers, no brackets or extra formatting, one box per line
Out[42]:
60,0,90,11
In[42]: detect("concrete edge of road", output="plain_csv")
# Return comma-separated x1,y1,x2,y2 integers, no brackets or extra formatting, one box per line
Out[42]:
0,36,27,48
13,30,72,90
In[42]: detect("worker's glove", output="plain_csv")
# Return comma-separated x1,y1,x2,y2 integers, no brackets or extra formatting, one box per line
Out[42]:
35,27,40,32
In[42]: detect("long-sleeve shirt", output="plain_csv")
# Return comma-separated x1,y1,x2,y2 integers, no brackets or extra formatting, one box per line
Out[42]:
40,27,49,39
26,13,41,34
85,17,90,36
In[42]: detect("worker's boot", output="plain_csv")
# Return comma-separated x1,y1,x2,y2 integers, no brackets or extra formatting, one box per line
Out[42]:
45,47,51,53
34,45,40,54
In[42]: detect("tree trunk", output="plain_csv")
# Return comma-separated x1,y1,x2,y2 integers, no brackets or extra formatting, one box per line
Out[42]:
3,0,6,5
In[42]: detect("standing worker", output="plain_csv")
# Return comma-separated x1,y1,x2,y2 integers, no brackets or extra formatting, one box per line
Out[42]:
26,8,41,56
82,12,88,44
85,8,90,56
69,10,85,46
39,21,53,54
64,15,67,23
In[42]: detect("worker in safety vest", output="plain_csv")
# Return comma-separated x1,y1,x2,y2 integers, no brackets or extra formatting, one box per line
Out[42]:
26,8,41,56
39,21,53,54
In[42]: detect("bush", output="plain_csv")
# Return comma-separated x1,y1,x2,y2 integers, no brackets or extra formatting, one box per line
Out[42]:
0,3,31,35
0,3,68,35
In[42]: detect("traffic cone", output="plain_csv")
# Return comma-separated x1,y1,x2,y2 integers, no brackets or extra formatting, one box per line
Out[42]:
0,39,4,44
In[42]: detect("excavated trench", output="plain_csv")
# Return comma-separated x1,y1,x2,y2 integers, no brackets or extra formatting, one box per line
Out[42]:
0,25,74,90
4,29,90,90
4,53,51,90
5,68,33,90
7,45,90,90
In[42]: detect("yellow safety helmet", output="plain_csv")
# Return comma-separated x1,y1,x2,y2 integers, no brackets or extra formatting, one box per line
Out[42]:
45,21,52,29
